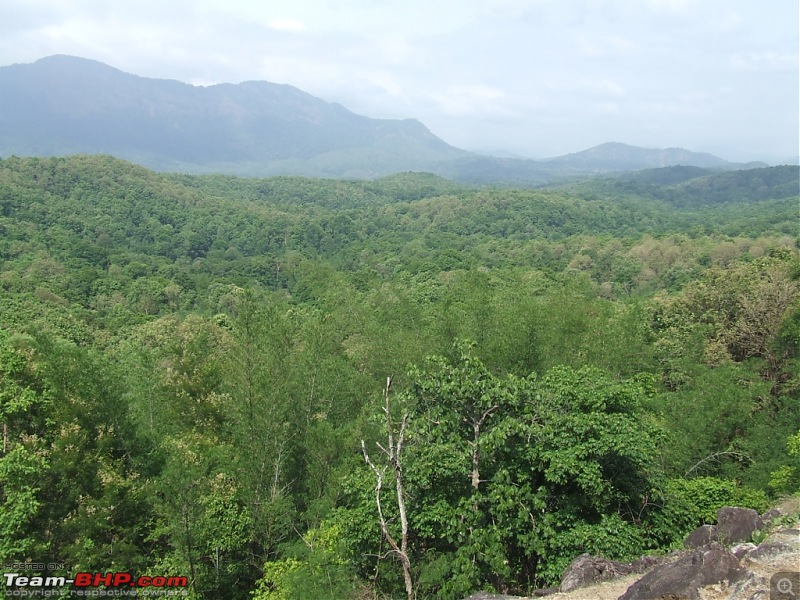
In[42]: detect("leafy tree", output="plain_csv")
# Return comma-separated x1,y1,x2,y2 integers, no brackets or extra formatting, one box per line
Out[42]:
0,331,48,564
768,430,800,493
251,522,357,600
338,344,664,597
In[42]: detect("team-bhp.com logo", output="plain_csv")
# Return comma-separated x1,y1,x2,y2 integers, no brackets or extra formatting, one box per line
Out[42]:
4,571,188,596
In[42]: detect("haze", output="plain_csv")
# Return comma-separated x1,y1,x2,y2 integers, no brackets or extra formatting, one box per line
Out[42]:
2,0,797,163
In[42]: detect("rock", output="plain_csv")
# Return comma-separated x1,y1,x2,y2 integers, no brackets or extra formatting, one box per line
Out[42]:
618,543,747,600
531,587,559,597
760,507,782,524
745,541,797,562
631,554,668,573
684,524,718,548
716,507,764,544
558,553,634,593
724,570,769,600
462,594,523,600
763,529,800,550
731,542,757,559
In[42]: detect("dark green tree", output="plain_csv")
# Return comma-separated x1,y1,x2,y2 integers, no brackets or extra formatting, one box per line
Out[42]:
338,344,664,598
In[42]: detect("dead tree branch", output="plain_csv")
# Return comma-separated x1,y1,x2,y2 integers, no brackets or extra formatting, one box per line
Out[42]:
361,376,414,600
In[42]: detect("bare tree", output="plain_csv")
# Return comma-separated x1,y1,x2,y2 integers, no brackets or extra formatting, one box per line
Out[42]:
468,405,499,490
361,376,414,600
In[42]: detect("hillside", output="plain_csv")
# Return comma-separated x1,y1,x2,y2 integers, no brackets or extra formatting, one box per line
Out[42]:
0,155,797,599
560,164,800,208
540,141,760,171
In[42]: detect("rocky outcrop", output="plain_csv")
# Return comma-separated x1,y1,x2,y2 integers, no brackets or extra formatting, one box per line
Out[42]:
730,542,757,559
618,543,746,600
558,554,635,593
683,506,767,548
684,524,718,548
716,507,764,544
460,503,799,600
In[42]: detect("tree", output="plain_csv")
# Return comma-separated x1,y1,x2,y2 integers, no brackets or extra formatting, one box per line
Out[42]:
361,377,414,600
0,331,48,564
338,343,664,598
0,330,157,577
120,314,253,598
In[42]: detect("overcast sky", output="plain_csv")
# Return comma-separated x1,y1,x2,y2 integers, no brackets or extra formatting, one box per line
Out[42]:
2,0,798,162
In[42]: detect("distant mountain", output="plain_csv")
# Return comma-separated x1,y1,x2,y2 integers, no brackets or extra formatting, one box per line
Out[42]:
541,142,764,172
0,55,468,178
0,56,762,182
432,144,759,187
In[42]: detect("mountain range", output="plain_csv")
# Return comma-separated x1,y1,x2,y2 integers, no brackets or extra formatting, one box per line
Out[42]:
0,55,770,183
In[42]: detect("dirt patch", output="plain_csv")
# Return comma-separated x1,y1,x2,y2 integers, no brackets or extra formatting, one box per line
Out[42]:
543,573,642,600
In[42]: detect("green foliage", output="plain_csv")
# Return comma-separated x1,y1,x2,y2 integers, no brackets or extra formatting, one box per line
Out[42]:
569,165,799,209
769,430,800,493
0,445,46,561
0,332,49,563
251,522,354,600
0,155,797,598
0,329,155,575
646,477,768,549
338,345,664,596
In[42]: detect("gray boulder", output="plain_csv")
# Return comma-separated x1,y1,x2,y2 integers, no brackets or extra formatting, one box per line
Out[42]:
745,541,796,562
763,529,800,550
684,524,718,548
630,555,668,573
724,570,770,600
558,553,634,593
730,542,757,559
618,543,746,600
716,506,764,544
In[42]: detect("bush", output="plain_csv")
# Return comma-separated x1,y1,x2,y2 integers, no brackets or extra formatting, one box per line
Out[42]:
646,476,769,548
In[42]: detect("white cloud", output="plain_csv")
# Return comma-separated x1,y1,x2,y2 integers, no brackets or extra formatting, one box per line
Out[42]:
644,0,691,13
428,84,511,117
268,18,305,32
730,51,798,72
575,33,638,58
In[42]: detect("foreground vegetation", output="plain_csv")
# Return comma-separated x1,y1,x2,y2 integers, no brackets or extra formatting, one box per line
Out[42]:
0,155,797,598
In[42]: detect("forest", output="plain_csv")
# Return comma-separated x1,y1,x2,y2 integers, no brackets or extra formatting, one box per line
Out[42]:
0,155,797,599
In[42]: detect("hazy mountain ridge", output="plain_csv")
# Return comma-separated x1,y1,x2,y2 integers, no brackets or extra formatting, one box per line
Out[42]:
540,141,756,171
0,55,775,181
0,55,468,177
429,146,765,187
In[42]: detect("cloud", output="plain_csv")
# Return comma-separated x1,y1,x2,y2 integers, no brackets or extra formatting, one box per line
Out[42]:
268,18,305,32
428,84,511,117
730,51,798,72
643,0,691,13
575,33,638,58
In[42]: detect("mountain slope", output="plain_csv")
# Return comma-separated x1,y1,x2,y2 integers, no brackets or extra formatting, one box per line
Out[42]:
557,164,799,210
0,55,467,177
541,142,762,172
431,146,757,187
0,56,761,182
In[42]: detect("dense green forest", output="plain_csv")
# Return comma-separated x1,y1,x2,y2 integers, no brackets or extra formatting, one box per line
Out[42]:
0,155,798,599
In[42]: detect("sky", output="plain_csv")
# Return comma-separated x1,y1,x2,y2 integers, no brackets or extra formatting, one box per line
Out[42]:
2,0,798,162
